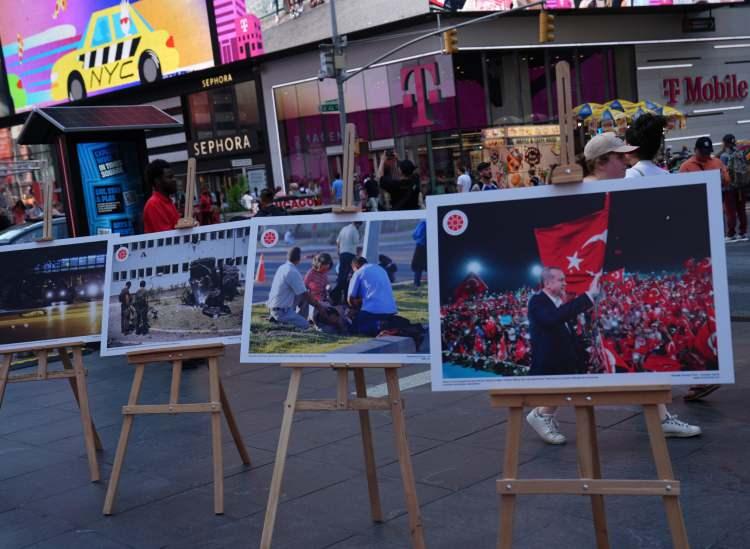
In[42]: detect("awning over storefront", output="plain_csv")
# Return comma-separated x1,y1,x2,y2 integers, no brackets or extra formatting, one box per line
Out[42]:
17,106,182,145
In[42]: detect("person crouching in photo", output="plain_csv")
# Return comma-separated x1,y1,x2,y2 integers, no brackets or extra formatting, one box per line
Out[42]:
304,252,348,333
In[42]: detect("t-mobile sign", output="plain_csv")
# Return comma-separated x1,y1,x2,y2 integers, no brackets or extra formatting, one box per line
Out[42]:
663,74,749,105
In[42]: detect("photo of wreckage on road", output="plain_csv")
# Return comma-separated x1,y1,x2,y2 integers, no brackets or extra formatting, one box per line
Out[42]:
100,221,252,356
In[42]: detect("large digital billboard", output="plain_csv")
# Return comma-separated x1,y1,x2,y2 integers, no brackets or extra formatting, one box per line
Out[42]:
0,0,215,113
430,0,743,9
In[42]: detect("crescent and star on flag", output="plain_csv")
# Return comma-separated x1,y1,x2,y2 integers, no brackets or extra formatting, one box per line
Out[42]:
566,229,608,273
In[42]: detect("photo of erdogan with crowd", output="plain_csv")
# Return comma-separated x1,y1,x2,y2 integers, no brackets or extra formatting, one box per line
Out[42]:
429,177,733,390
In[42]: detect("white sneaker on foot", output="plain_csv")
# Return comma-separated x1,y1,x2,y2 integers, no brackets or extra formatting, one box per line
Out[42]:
661,413,702,438
526,408,566,445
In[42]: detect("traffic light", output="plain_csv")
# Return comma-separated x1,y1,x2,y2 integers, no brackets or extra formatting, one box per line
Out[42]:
442,28,459,55
539,11,555,44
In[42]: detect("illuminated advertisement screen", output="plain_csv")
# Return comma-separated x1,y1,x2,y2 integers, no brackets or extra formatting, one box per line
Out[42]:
430,0,743,9
212,0,266,64
77,141,145,236
0,0,215,113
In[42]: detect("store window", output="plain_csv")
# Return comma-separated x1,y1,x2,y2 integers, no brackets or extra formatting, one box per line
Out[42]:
188,80,262,141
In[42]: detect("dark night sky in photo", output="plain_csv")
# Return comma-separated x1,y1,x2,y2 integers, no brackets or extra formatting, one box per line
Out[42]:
1,240,108,279
437,184,711,302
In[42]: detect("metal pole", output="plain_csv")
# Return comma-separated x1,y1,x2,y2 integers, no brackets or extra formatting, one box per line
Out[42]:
329,0,348,148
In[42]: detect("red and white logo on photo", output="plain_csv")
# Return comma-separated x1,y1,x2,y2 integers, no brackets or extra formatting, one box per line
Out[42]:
260,229,279,248
442,210,468,236
114,246,129,262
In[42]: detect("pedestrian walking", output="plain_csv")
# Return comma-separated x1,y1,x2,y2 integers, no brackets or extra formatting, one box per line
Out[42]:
134,281,149,335
719,133,749,242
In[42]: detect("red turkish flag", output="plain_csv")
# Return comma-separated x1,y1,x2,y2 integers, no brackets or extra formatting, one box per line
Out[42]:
603,268,625,284
534,195,610,294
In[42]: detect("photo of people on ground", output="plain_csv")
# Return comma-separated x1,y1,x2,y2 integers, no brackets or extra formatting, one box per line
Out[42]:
240,212,430,363
427,173,733,390
100,221,252,355
0,236,109,352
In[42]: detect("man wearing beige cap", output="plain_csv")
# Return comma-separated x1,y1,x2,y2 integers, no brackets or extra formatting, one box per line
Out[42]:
583,132,639,181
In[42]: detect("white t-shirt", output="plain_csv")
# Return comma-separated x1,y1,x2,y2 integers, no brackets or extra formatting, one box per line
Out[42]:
625,160,667,178
267,261,306,309
457,173,472,193
337,223,360,255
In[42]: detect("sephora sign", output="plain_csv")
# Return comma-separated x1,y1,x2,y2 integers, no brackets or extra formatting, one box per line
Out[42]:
663,74,749,105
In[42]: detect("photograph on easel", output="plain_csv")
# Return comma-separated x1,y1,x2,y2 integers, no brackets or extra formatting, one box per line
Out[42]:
240,211,430,363
426,172,734,390
99,220,253,356
0,236,110,352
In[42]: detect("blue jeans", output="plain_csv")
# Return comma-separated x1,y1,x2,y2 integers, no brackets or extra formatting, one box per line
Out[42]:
351,310,395,337
271,307,309,330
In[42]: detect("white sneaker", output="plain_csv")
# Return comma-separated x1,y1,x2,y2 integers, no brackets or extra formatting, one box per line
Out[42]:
725,236,739,243
526,408,566,445
661,413,702,438
739,234,749,242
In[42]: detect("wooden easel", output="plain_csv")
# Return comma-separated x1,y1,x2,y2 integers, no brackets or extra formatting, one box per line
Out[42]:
332,123,360,213
490,386,689,549
550,61,584,184
175,157,198,229
0,181,102,482
260,363,425,549
0,343,102,481
102,343,251,515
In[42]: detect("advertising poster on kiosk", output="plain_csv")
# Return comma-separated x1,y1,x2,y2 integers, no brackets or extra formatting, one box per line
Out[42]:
100,220,252,356
0,0,215,113
426,172,734,391
482,125,561,188
240,211,430,364
0,236,109,352
77,141,145,235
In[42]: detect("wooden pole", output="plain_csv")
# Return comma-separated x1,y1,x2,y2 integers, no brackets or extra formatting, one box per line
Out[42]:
175,157,197,228
38,179,54,241
333,123,359,213
551,61,583,184
260,367,303,549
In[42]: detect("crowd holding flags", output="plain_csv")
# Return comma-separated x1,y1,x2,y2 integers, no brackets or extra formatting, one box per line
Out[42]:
441,190,717,377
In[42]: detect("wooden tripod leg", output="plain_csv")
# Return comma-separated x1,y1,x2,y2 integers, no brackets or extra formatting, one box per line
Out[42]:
103,364,145,515
575,406,609,549
353,368,383,523
60,347,103,450
260,367,302,549
643,404,690,549
71,347,100,482
498,406,523,549
208,356,224,515
220,381,251,466
385,369,425,549
0,353,10,408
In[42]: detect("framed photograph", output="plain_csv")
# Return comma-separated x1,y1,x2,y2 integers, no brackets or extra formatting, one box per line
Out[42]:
240,211,430,363
0,235,110,352
100,220,253,356
427,172,733,391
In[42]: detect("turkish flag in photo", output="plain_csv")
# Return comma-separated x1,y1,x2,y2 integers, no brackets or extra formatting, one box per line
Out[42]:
603,268,625,284
534,194,609,294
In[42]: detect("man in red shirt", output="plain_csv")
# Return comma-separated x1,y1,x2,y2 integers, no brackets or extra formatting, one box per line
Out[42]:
679,136,730,187
143,159,180,233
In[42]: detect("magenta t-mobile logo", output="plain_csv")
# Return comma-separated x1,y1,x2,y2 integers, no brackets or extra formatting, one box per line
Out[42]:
401,62,442,128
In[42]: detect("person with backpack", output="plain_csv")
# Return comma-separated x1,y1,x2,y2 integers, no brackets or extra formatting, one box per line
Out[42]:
720,134,748,242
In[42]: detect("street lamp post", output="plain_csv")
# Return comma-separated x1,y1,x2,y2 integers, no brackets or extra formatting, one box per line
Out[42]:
328,0,348,155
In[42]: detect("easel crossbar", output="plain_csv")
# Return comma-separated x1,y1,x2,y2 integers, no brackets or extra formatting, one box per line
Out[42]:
6,370,79,383
122,402,220,414
295,397,391,411
497,479,680,496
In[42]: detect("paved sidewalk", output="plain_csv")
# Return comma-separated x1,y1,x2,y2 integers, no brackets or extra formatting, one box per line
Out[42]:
0,324,747,549
1,240,749,549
